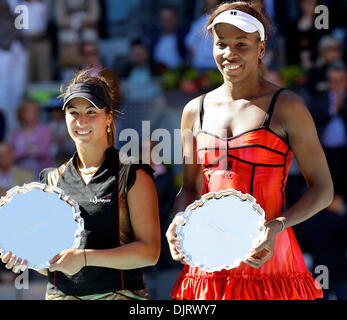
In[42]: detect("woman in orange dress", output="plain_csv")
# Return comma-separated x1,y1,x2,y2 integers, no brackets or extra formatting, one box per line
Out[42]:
166,1,333,300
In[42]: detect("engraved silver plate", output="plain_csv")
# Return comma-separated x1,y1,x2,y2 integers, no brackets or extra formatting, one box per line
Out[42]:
176,189,266,272
0,182,83,270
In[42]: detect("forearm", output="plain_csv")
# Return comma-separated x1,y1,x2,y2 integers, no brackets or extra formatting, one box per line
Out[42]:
85,240,160,270
281,182,333,229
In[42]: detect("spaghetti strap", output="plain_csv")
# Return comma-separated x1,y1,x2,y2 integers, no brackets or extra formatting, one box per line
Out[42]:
263,88,286,127
199,94,207,130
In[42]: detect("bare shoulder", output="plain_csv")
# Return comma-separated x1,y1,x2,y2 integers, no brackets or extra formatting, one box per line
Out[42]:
274,89,313,134
132,168,155,189
276,89,307,111
181,94,204,133
127,168,157,203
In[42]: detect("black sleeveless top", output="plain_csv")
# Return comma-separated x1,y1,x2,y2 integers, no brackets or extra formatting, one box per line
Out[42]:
39,147,148,296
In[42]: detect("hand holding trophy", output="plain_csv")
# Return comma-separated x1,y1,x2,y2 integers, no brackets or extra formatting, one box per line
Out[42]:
0,182,83,271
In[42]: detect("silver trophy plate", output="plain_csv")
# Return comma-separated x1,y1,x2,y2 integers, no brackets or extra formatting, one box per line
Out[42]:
176,189,266,272
0,182,83,270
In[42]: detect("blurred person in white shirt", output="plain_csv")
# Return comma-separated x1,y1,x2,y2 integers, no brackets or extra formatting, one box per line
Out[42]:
184,0,221,71
21,0,53,82
0,0,28,133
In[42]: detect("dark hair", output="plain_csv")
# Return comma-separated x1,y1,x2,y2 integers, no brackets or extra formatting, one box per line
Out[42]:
58,69,121,146
206,1,273,40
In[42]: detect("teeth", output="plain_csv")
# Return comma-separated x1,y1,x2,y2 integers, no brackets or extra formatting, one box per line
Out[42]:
225,65,241,70
77,130,90,135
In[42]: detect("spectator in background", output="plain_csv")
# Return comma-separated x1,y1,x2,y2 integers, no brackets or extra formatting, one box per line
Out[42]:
310,63,347,200
117,38,162,82
150,5,188,71
251,0,284,71
22,0,53,82
0,142,34,197
0,0,28,132
307,35,344,93
286,0,328,70
55,0,101,80
114,39,164,130
79,41,104,76
184,0,222,71
9,99,55,178
261,0,301,38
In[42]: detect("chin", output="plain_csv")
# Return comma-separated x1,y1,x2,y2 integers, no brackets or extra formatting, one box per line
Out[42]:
224,74,243,84
74,137,92,145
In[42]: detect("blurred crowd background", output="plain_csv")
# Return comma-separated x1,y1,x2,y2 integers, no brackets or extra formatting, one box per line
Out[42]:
1,0,347,300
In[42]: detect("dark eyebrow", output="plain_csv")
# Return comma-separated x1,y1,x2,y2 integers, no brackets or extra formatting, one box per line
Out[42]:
66,104,95,110
235,36,250,40
216,35,251,41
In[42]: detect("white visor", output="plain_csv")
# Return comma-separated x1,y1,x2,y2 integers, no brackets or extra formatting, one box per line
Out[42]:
207,9,265,41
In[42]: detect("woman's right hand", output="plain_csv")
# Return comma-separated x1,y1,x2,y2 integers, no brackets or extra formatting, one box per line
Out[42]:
0,250,28,274
165,215,186,264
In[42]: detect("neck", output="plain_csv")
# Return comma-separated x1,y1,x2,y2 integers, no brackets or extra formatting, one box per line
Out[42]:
223,75,263,101
76,143,110,169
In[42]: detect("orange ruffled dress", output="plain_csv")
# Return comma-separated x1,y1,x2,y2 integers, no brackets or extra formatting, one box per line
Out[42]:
171,89,323,300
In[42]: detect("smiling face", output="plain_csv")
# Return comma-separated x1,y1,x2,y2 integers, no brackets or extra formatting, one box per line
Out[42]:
212,23,265,85
65,97,113,148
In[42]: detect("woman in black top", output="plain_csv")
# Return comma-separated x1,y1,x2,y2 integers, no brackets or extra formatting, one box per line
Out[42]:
1,70,161,300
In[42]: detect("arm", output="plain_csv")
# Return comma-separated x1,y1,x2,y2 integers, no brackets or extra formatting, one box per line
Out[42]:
245,91,334,268
49,169,161,275
175,97,203,211
278,92,333,228
166,98,203,262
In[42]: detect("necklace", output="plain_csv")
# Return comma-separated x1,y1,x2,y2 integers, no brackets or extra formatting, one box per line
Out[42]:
77,159,99,175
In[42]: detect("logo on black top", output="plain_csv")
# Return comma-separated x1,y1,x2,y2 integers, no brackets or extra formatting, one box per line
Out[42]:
89,195,112,204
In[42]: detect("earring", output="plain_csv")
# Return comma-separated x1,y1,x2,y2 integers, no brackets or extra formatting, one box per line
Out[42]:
107,125,111,133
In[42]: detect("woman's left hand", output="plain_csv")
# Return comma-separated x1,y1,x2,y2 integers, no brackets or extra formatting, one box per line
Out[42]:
48,249,85,275
243,219,284,269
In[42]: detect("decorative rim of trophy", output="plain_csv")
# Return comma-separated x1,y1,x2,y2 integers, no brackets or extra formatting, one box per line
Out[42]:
0,182,84,270
176,189,266,272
